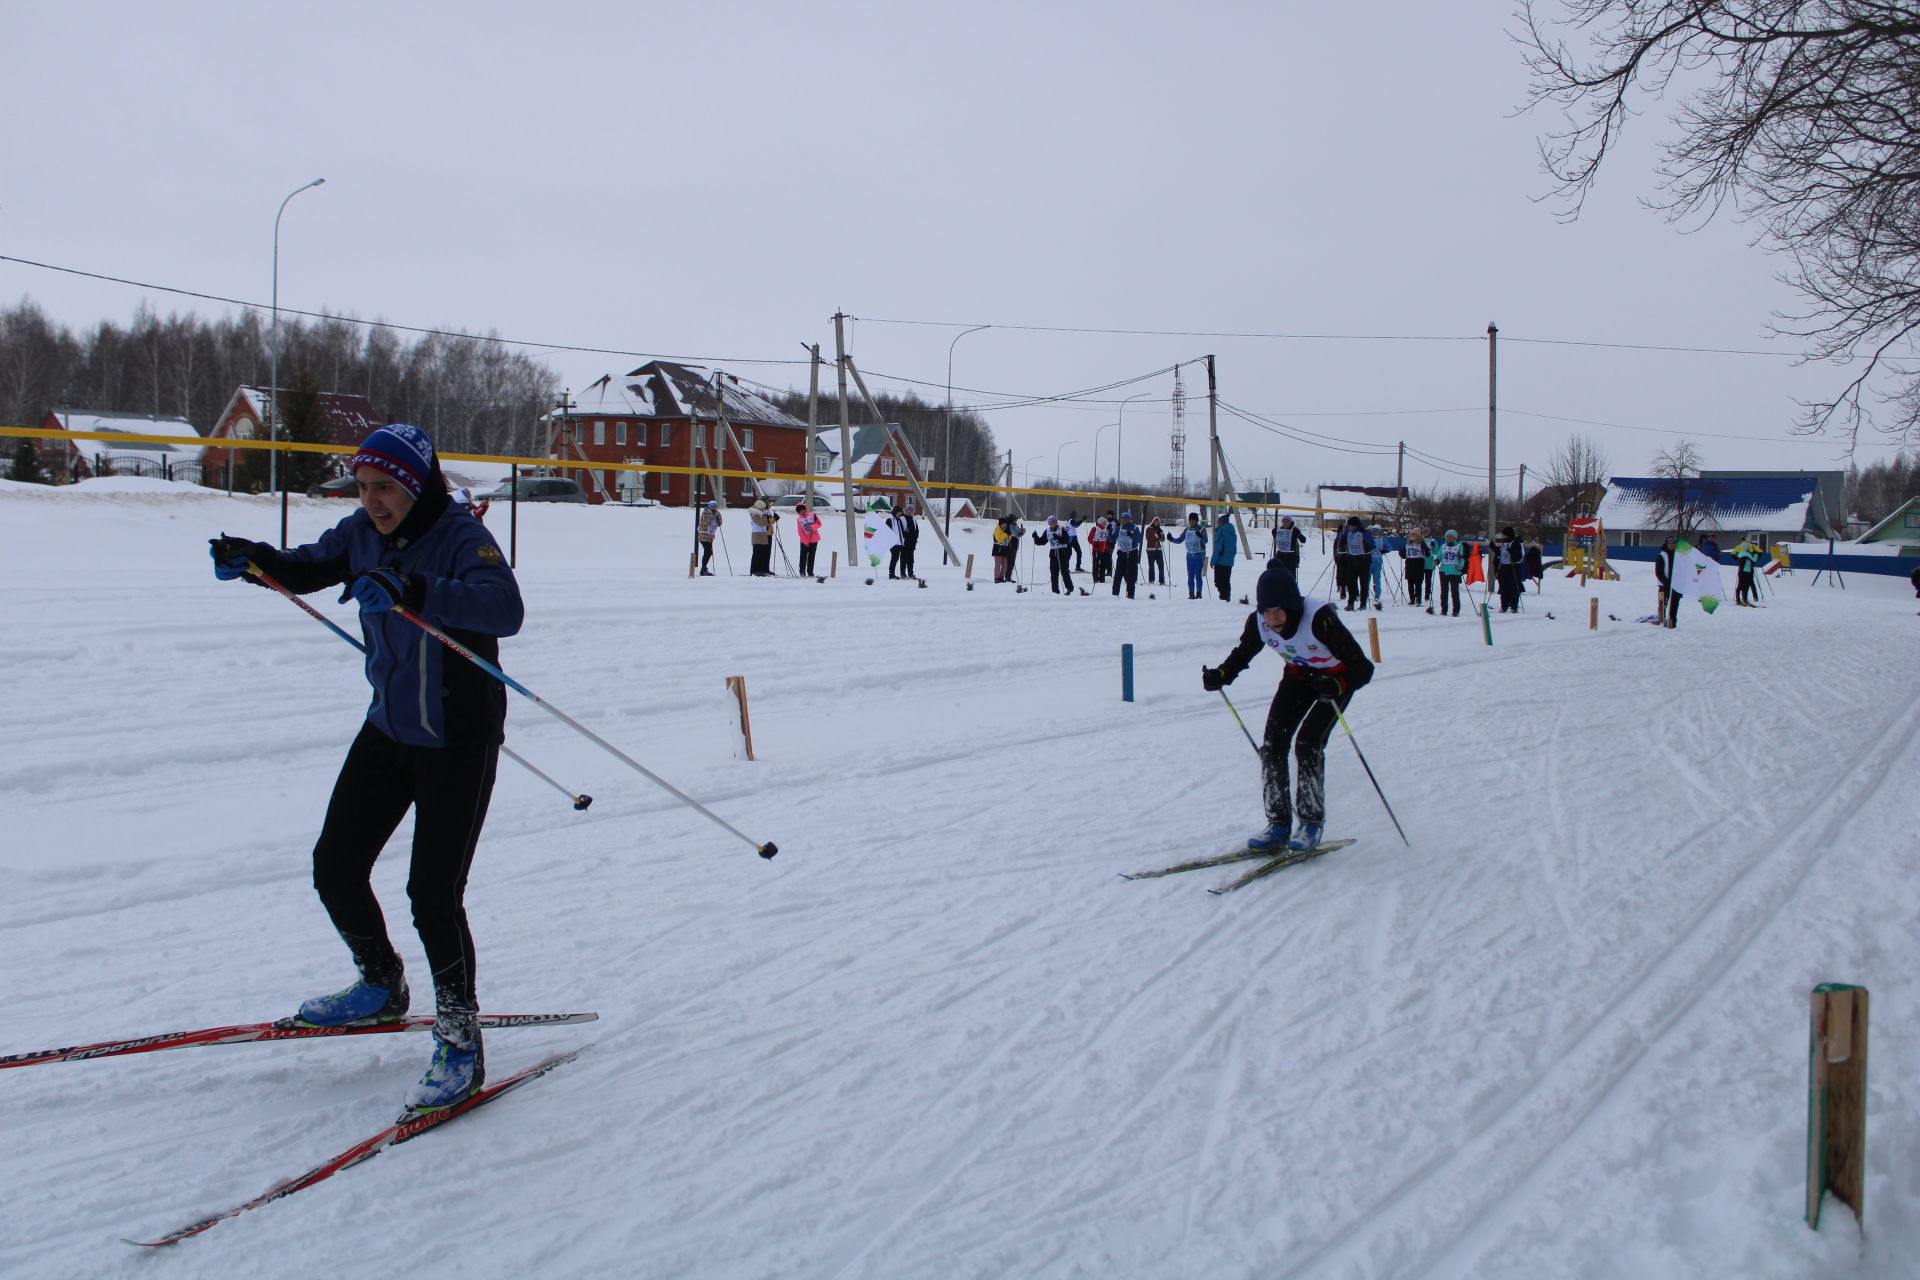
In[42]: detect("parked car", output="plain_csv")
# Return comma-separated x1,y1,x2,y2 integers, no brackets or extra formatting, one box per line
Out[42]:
307,473,359,499
480,477,589,504
770,493,836,513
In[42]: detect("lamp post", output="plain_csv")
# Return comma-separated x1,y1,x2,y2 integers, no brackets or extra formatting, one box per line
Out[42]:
941,324,990,562
1092,423,1118,495
1115,392,1148,494
1055,439,1078,490
270,177,326,546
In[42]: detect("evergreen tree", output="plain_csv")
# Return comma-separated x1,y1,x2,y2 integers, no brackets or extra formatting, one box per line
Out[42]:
9,438,45,484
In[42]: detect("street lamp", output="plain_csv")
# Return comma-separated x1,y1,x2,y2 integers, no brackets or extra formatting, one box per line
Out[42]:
942,324,990,562
1092,423,1118,494
270,177,326,546
1115,392,1148,493
1055,439,1078,490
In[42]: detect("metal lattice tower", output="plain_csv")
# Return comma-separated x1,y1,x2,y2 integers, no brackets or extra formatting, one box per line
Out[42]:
1168,366,1187,491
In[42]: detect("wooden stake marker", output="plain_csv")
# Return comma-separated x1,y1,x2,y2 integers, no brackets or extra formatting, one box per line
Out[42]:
1589,596,1599,630
724,675,756,761
1807,983,1869,1232
1367,616,1382,663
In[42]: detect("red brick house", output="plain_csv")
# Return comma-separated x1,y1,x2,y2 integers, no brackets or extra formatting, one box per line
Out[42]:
199,386,385,490
546,362,810,506
810,423,932,501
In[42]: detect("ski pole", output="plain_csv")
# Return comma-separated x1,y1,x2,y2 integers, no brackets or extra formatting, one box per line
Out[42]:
1216,685,1262,758
245,563,593,811
389,604,779,858
1319,697,1410,847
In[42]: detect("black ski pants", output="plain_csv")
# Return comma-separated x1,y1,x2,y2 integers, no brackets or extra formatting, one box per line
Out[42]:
1048,547,1074,593
1438,574,1461,615
798,542,817,576
749,541,772,576
1261,679,1346,828
1213,563,1233,601
1111,549,1139,597
1496,564,1523,613
311,722,498,1008
698,539,715,573
1405,560,1427,604
1146,548,1166,583
1736,566,1755,604
1091,547,1112,582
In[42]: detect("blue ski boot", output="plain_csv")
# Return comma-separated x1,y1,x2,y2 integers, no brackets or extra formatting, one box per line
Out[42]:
405,1004,485,1113
293,966,408,1028
1247,822,1291,852
1287,823,1324,853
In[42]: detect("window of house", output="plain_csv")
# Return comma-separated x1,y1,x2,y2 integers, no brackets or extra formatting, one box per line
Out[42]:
659,423,670,447
741,476,755,496
694,425,706,449
615,423,627,446
594,421,606,447
635,421,647,445
740,428,754,452
880,457,894,476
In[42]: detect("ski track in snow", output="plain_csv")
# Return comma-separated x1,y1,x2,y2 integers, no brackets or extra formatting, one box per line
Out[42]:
0,484,1914,1279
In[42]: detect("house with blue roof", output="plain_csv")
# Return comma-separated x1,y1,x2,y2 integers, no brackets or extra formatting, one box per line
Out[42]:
1593,470,1844,547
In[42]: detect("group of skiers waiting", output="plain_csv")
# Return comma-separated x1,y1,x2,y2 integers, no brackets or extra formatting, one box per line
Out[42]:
1323,516,1545,616
1003,509,1245,599
695,498,920,581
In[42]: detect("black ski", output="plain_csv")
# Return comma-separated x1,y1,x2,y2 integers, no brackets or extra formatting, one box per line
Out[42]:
1121,847,1269,880
1207,839,1356,894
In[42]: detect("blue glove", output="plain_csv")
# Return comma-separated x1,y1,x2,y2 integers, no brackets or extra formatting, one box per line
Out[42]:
341,567,417,613
209,534,270,581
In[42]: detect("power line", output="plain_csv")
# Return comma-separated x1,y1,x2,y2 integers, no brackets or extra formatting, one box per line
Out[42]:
849,313,1809,359
0,253,813,369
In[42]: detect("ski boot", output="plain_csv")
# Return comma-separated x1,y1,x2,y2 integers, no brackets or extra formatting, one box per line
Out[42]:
290,963,408,1028
1247,822,1291,852
405,999,485,1114
1287,823,1324,853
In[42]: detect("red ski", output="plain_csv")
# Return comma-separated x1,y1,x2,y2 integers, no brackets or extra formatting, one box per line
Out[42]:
1,1012,597,1070
125,1045,591,1247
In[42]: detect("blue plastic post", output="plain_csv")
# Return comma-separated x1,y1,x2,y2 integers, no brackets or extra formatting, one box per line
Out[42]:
1121,643,1135,702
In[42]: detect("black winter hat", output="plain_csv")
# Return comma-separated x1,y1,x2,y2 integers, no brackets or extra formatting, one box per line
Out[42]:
1255,564,1304,616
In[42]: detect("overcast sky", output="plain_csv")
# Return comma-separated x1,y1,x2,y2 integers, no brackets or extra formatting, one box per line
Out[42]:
5,0,1905,495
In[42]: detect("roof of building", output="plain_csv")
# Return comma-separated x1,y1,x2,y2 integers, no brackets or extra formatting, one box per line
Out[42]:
1857,494,1920,544
558,362,806,429
216,387,386,449
1596,474,1820,532
49,409,202,457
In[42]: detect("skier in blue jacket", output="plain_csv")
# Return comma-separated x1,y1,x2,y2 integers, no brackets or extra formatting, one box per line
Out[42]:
209,424,523,1115
1210,511,1239,600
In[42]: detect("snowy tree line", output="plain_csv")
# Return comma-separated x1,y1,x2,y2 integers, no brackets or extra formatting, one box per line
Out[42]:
0,298,559,461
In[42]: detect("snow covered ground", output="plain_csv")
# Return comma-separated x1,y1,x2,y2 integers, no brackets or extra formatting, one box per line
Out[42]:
1,478,1915,1279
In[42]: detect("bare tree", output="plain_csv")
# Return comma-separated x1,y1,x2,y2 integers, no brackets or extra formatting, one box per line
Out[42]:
1542,432,1610,493
1642,440,1723,535
1521,1,1920,448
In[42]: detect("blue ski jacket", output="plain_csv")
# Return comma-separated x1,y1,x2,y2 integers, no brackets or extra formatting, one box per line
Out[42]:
1210,519,1238,566
253,493,523,747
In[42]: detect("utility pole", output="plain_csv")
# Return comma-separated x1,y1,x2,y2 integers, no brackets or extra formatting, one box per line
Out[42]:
1205,355,1219,503
1396,441,1406,530
1487,322,1499,545
834,313,860,567
804,343,820,508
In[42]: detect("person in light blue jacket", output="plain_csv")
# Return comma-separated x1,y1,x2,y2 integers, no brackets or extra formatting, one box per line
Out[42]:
1166,511,1208,598
1210,511,1239,600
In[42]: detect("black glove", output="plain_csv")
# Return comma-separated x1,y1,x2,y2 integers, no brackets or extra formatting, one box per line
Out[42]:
209,534,272,581
340,567,421,613
1308,671,1345,701
1201,666,1229,692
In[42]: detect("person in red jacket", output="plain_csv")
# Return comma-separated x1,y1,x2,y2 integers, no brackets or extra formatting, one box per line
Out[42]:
1202,564,1373,853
